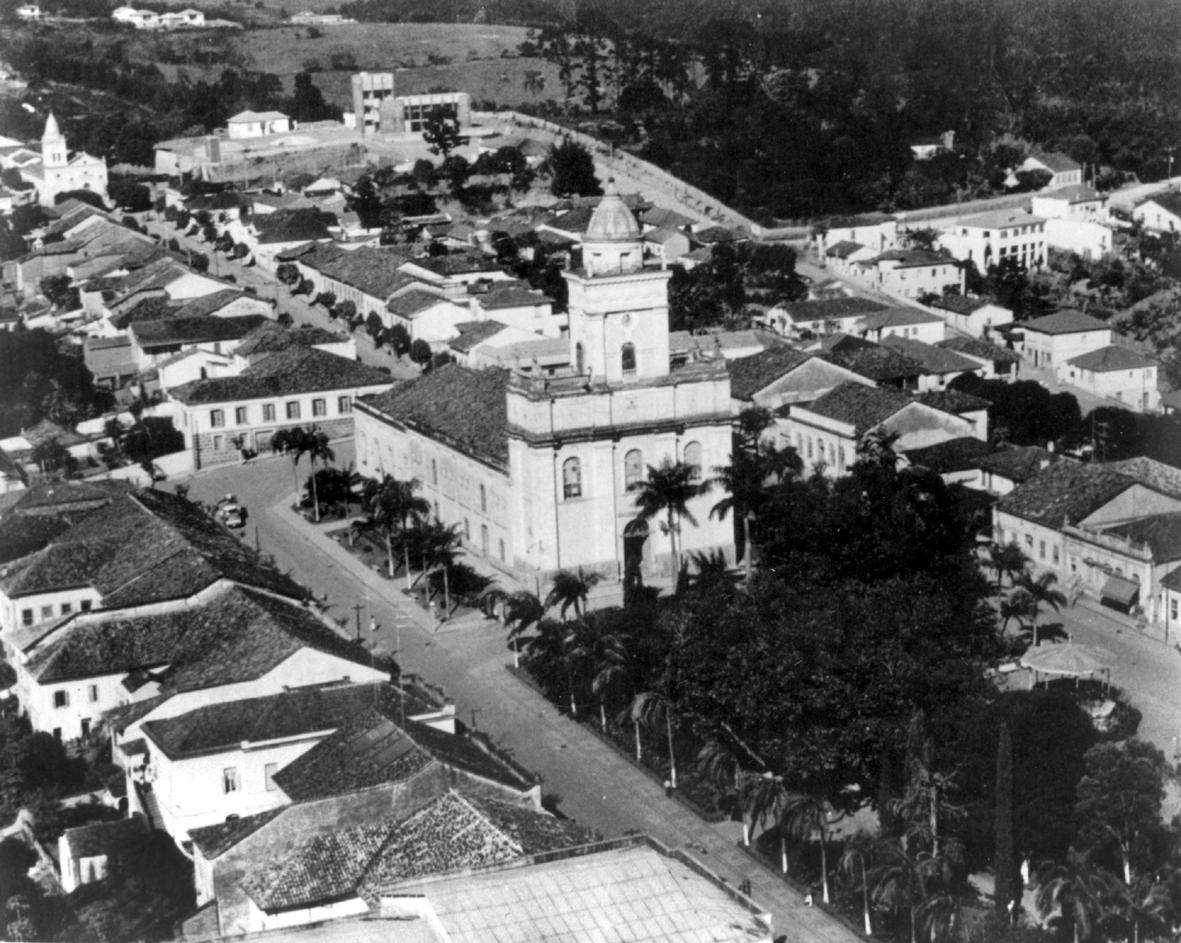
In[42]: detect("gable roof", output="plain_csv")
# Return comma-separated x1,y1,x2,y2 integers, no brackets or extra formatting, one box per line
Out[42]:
25,585,364,691
169,348,390,404
956,209,1045,230
253,209,335,245
189,808,286,859
728,347,813,400
882,336,980,375
0,489,303,604
996,463,1135,527
1100,513,1181,562
1141,192,1181,219
859,307,944,330
870,249,957,269
824,344,925,382
242,791,594,913
228,110,290,123
825,240,867,259
774,297,887,324
1021,310,1110,335
1028,150,1081,173
130,314,267,348
904,436,992,473
1066,345,1157,372
799,381,913,434
62,815,147,859
936,335,1020,364
916,389,992,415
360,365,509,471
1039,184,1102,203
475,287,552,311
1100,457,1181,500
386,288,453,319
298,244,413,300
976,445,1061,483
235,323,344,359
448,320,509,354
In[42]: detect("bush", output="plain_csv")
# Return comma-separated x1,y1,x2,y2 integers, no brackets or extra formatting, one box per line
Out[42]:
409,338,432,366
314,291,337,309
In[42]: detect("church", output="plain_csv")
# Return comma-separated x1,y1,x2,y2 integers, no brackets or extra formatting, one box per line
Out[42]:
18,114,109,208
354,183,735,597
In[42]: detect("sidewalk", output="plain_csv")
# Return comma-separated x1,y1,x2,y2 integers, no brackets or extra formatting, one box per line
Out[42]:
270,497,864,943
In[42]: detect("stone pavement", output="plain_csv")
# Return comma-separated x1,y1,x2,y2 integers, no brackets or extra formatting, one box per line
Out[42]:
259,490,864,943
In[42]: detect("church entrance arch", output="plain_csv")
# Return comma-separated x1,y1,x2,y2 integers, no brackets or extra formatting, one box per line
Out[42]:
623,518,649,593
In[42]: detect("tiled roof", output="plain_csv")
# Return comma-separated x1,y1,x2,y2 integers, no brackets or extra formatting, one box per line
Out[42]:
63,815,146,858
728,347,812,400
130,314,267,347
976,445,1061,483
298,245,413,300
169,348,390,404
825,212,896,227
410,252,502,277
1101,457,1181,500
1021,310,1110,335
916,389,992,415
824,344,925,382
360,365,509,470
253,209,335,245
798,381,912,434
882,336,979,375
996,463,1134,527
825,240,866,259
174,289,258,319
5,479,132,514
957,209,1045,230
1039,184,1101,203
386,288,451,319
26,585,363,689
936,335,1020,364
1101,513,1181,562
449,320,509,354
0,489,303,603
0,514,74,566
1142,192,1181,219
189,808,285,859
235,323,344,358
1028,150,1081,173
904,436,993,473
871,249,955,268
1066,345,1157,371
142,680,389,759
859,307,944,330
109,295,176,330
229,110,290,122
244,791,593,912
475,287,552,311
640,206,696,229
776,297,887,323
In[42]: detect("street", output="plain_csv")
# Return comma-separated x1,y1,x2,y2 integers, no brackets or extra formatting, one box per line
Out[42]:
179,443,866,943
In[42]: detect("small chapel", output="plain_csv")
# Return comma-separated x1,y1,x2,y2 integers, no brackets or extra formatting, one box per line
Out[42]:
354,181,735,597
25,114,109,208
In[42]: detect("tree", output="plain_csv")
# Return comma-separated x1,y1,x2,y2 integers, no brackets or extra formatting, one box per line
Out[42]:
288,70,337,122
409,338,432,367
545,568,600,620
504,590,545,667
365,310,383,340
632,458,708,585
839,834,879,935
566,614,630,730
271,426,334,519
546,138,602,197
29,437,73,475
387,323,411,358
995,722,1018,918
39,275,78,311
358,475,430,577
1035,849,1125,943
782,793,835,902
422,106,462,160
1014,571,1067,645
1074,740,1169,886
988,541,1030,592
629,688,679,787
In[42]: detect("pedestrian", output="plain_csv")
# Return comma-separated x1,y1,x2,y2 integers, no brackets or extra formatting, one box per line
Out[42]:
804,890,814,907
739,878,752,896
369,615,377,635
663,778,674,798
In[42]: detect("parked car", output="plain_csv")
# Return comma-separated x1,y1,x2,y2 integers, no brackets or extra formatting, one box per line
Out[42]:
215,494,247,529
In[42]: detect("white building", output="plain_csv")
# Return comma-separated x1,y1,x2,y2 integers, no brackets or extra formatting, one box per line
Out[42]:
1064,345,1160,412
1133,192,1181,235
1020,152,1083,189
1031,185,1108,223
856,307,946,344
1018,310,1112,371
929,295,1013,338
15,115,109,209
938,209,1046,272
817,213,898,256
226,111,293,140
855,249,963,299
355,183,735,596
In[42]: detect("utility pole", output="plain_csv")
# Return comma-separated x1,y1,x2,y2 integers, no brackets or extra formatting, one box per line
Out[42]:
352,602,364,641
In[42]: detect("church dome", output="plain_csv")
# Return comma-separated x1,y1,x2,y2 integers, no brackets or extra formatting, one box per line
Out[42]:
585,179,640,242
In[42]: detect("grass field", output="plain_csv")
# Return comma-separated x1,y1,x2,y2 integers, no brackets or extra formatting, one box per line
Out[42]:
136,22,563,109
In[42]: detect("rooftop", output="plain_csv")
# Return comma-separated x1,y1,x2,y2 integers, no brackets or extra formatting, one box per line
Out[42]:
0,489,303,604
728,347,813,400
976,445,1061,483
858,307,944,330
130,314,267,348
1021,310,1111,335
170,348,391,404
235,323,345,359
62,815,147,859
1038,184,1102,203
996,462,1135,527
1100,513,1181,562
474,286,552,311
915,389,992,415
956,208,1045,230
774,297,887,324
825,240,866,259
936,335,1020,364
1066,345,1158,372
1100,457,1181,500
448,320,509,354
359,365,509,471
386,288,452,319
871,249,957,268
24,585,364,690
1027,150,1082,173
824,344,925,382
1141,192,1181,219
253,209,336,245
298,245,413,300
882,336,980,375
904,436,993,473
798,381,912,434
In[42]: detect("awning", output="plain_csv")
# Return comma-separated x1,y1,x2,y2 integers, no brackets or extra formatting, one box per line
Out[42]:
1100,574,1140,609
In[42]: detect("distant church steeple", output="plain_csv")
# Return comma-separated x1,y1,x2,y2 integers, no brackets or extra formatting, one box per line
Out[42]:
41,113,67,169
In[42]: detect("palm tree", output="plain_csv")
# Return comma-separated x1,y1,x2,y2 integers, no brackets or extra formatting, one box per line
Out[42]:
545,568,601,620
782,793,836,902
358,475,430,577
999,589,1035,639
629,688,678,788
1122,876,1173,943
737,771,787,849
632,458,709,587
272,426,335,521
869,841,950,943
567,615,631,730
839,833,879,936
504,590,545,668
988,541,1030,592
1036,849,1126,943
1016,571,1068,646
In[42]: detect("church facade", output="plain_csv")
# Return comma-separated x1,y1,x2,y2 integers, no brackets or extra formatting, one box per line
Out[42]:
23,115,109,208
354,184,735,596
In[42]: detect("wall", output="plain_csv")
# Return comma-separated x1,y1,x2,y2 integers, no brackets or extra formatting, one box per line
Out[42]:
1023,327,1112,370
1065,363,1160,413
20,668,124,743
1044,218,1112,260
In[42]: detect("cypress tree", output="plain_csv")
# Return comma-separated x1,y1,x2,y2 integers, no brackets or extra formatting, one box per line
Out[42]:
995,722,1016,918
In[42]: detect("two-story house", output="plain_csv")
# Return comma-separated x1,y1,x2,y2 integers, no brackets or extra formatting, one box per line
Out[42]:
1018,310,1112,371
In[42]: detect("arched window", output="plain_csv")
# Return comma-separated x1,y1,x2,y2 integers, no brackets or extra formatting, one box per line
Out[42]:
683,441,703,481
624,449,644,489
575,342,586,376
479,484,487,513
621,342,636,375
562,457,582,499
